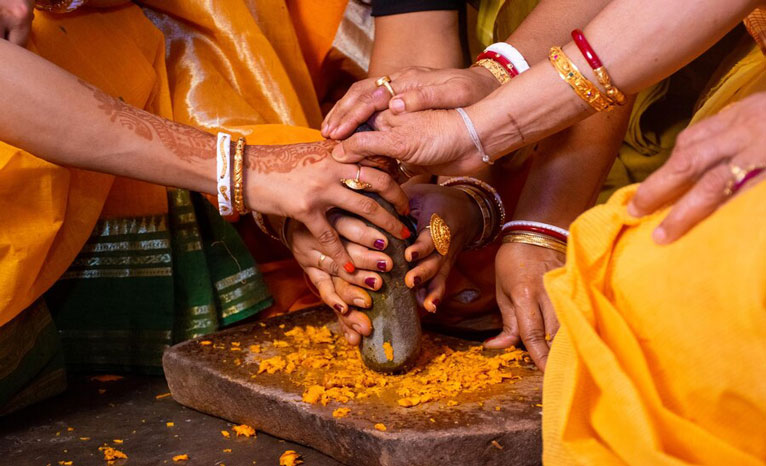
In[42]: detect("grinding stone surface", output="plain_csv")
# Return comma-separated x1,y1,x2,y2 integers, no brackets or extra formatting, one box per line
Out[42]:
164,308,543,466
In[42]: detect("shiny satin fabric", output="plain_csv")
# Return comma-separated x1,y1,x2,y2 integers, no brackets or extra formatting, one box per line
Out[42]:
542,42,766,465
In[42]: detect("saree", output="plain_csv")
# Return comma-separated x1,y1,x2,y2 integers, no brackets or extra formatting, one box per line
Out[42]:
0,0,348,413
542,15,766,465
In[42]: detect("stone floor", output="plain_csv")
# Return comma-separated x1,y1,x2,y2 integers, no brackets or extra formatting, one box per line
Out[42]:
0,375,343,466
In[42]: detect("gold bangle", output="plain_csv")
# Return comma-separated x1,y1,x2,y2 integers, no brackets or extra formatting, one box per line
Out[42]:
233,137,247,214
440,176,506,243
503,232,567,255
592,66,626,105
452,185,493,249
471,58,511,85
548,47,614,112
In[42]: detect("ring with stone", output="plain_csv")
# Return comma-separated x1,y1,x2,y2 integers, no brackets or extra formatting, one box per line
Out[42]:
340,166,373,191
428,213,451,256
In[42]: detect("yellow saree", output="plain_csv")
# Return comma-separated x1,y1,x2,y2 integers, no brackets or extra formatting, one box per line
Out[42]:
542,14,766,466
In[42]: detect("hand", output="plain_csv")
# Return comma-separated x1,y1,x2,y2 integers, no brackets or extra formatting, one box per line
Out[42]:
321,66,499,140
331,108,485,176
244,140,411,272
628,92,766,244
488,242,565,371
402,183,483,311
0,0,33,45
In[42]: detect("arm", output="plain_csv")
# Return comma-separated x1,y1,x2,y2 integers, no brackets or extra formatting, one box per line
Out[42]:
0,39,412,271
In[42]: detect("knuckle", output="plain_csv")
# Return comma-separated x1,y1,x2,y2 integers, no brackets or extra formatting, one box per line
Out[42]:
359,198,379,216
510,284,536,303
327,260,340,276
316,229,337,246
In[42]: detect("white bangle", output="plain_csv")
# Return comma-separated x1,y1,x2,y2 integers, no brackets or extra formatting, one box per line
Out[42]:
502,220,569,238
486,42,530,74
455,107,493,165
216,132,233,216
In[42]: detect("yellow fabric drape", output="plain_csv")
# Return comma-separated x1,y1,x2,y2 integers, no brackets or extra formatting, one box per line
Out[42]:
0,0,340,327
542,42,766,465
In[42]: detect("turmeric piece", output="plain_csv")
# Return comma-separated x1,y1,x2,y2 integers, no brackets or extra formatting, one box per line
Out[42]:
279,450,303,466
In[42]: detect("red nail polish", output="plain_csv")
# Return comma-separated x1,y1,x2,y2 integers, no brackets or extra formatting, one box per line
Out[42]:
411,251,419,261
344,262,355,273
377,261,387,271
401,226,411,239
432,298,440,306
373,239,385,250
364,277,376,288
334,304,345,313
413,276,422,286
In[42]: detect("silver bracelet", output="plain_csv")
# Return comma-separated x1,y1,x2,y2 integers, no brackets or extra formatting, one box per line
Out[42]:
456,107,493,165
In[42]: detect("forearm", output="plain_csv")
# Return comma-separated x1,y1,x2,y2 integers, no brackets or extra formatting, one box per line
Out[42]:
0,40,216,195
369,10,464,76
512,99,633,227
470,0,759,159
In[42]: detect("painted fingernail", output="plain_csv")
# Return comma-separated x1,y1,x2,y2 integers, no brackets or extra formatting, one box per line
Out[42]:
344,262,355,273
364,277,376,288
377,261,387,271
351,323,364,334
410,251,419,261
413,276,422,287
390,98,405,113
432,298,440,306
334,304,346,314
353,298,368,307
400,226,411,239
373,239,386,250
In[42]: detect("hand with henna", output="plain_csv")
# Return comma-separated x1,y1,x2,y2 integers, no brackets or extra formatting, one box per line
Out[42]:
402,183,483,312
488,242,564,370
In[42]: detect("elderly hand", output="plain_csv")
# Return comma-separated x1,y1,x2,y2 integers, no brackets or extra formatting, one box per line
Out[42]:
628,92,766,243
246,140,411,273
402,184,482,311
1,0,33,45
488,242,564,371
321,66,499,141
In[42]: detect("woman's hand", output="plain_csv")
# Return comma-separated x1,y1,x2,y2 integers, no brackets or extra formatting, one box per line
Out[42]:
489,242,565,371
331,108,485,176
402,184,483,311
245,140,411,272
628,92,766,243
321,66,499,141
0,0,33,45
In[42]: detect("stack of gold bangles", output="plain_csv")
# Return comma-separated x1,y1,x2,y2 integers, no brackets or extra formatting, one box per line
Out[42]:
501,220,569,254
440,177,506,250
548,29,627,112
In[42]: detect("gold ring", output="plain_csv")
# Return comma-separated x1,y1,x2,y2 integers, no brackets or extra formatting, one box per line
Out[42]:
375,76,395,97
397,161,417,180
724,163,766,196
318,253,327,268
340,166,373,191
429,213,451,256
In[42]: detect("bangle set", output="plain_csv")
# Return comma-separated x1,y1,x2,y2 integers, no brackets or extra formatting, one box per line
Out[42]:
472,42,530,85
486,43,530,74
502,221,569,255
549,30,626,112
440,177,506,249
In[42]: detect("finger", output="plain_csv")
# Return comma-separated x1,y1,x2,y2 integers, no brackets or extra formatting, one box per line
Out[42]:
512,289,550,370
306,267,350,315
331,131,409,164
331,214,388,251
539,292,560,347
324,80,392,139
359,166,410,216
484,284,521,349
389,83,467,115
303,214,356,274
315,250,383,291
422,263,450,312
345,242,392,273
333,278,372,309
331,186,410,240
404,229,435,262
404,252,442,289
7,22,31,46
652,162,732,244
629,129,742,217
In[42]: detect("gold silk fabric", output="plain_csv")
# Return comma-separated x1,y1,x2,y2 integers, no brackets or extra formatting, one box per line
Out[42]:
0,0,347,326
542,42,766,465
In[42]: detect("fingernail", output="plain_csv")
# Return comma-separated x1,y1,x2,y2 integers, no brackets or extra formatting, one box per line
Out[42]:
432,298,440,306
353,298,368,307
390,98,405,113
483,336,497,345
410,251,419,261
334,304,346,314
413,276,422,287
344,331,351,342
627,202,640,218
652,227,668,244
376,260,387,271
400,226,411,239
364,277,376,288
332,143,345,158
351,323,364,334
344,262,355,273
374,239,386,250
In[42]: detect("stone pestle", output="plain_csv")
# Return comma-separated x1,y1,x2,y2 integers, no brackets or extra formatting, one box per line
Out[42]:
351,124,421,373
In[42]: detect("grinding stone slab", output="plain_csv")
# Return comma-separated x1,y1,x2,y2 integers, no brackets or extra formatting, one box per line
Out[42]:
163,308,543,466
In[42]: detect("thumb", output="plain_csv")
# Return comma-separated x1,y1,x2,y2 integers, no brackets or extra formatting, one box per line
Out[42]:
332,131,407,164
389,83,465,115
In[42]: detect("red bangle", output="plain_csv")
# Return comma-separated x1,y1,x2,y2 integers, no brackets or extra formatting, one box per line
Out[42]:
502,224,568,243
571,29,602,69
476,50,519,78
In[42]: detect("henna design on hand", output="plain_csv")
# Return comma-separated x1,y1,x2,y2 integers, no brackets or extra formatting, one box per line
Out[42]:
246,140,336,174
78,79,214,161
